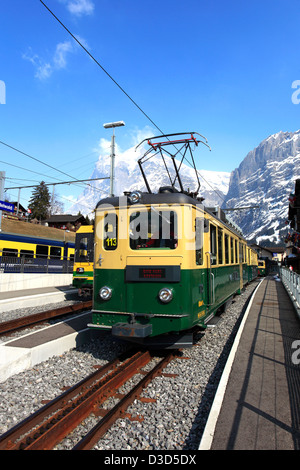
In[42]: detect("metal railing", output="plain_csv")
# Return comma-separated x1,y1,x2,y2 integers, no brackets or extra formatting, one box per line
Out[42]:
280,267,300,318
0,255,74,274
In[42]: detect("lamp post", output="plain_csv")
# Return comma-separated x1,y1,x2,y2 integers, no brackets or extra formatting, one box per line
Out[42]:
103,121,125,197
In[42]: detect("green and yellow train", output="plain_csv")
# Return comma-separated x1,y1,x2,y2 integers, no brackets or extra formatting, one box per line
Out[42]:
88,133,258,348
72,225,94,296
257,259,266,277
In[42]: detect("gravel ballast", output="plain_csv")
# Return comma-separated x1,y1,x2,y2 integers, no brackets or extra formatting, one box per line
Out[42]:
0,281,260,450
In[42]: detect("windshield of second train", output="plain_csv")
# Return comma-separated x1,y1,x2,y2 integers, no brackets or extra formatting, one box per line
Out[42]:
75,233,94,261
129,209,178,250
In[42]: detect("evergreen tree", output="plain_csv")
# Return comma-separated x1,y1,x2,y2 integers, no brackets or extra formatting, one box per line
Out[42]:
28,181,51,220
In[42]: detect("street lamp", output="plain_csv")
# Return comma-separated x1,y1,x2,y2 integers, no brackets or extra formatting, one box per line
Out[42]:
103,121,125,197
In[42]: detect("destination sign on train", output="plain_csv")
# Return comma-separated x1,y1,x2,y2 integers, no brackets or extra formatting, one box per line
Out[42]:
0,200,14,213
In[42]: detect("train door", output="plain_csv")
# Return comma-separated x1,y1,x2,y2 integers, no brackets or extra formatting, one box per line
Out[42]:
206,222,217,309
239,242,243,291
93,210,126,313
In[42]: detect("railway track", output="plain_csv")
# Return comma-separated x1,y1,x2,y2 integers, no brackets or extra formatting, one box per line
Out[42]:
0,300,92,337
0,349,179,450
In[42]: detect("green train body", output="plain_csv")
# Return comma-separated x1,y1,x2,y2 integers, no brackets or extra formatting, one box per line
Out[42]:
89,189,258,348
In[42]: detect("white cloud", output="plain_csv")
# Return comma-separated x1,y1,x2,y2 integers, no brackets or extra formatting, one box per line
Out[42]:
23,40,79,80
60,0,95,17
36,63,53,80
53,41,74,69
22,49,53,80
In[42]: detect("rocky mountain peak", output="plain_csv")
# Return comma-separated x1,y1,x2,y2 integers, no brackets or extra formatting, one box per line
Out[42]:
225,130,300,245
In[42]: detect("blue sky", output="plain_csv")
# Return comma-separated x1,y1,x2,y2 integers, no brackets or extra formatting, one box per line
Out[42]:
0,0,300,213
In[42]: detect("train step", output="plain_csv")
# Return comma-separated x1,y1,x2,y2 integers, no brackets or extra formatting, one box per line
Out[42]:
206,316,222,327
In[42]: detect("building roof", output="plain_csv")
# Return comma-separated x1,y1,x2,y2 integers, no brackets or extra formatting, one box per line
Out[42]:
250,244,285,254
10,202,27,213
44,214,86,224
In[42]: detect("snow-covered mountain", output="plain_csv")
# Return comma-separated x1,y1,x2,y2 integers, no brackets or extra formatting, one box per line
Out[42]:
224,130,300,245
69,130,300,247
69,139,230,216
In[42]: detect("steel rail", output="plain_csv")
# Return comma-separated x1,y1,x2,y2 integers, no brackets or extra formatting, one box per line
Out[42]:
73,351,176,450
0,300,92,336
0,350,152,450
0,352,121,450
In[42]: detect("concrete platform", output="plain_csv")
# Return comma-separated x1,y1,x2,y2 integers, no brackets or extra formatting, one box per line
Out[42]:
0,285,78,313
0,311,94,383
199,276,300,450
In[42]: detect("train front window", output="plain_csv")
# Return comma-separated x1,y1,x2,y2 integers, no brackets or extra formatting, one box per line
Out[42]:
75,233,94,261
130,210,178,250
103,213,118,251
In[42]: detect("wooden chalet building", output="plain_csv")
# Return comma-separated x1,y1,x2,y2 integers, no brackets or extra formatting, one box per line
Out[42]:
44,214,87,232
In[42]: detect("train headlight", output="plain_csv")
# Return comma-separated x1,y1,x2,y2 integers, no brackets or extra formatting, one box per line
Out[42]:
129,191,142,204
99,286,112,300
76,267,84,273
158,288,173,303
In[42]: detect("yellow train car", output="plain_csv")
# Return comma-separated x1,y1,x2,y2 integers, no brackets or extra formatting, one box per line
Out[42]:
72,225,94,296
89,132,259,347
0,219,75,272
91,193,256,347
258,259,266,276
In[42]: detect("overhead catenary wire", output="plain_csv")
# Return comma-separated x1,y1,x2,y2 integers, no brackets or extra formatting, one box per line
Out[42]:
0,142,105,195
39,0,226,206
39,0,165,137
0,159,63,182
5,177,109,190
0,140,87,185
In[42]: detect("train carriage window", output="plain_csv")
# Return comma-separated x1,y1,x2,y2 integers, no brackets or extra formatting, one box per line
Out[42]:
20,250,34,259
210,224,217,265
2,248,18,257
225,234,229,264
104,213,118,251
235,239,238,263
130,210,177,250
36,245,48,258
50,246,62,259
230,237,234,264
195,217,203,265
218,228,223,264
239,242,243,263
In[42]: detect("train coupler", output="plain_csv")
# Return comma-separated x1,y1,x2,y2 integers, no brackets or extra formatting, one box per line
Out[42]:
112,322,152,338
